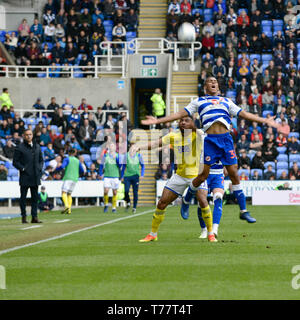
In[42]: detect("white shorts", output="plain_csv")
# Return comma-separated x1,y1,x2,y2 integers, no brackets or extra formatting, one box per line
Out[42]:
164,174,201,196
103,177,120,190
62,180,77,194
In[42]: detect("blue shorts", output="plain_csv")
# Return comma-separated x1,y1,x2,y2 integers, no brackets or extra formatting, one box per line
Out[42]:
204,132,237,166
200,174,224,194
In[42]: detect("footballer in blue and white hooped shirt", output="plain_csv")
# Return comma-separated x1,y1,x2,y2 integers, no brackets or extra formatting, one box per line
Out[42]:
198,161,225,239
141,76,279,224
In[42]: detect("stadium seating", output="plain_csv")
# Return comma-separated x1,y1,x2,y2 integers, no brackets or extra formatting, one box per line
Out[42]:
276,169,288,179
264,161,276,170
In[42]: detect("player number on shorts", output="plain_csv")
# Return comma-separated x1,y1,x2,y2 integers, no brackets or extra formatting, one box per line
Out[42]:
229,150,236,159
0,265,6,289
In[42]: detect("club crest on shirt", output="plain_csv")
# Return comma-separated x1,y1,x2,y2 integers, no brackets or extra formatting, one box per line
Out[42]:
205,156,211,162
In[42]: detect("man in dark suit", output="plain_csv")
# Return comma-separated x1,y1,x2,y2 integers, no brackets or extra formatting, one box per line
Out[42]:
13,129,44,224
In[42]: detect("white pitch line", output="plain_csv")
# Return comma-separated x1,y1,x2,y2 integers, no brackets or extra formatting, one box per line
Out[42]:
0,208,155,256
21,225,43,230
53,219,71,223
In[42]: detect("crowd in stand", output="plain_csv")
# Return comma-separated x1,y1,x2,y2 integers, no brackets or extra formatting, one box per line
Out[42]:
1,0,139,77
0,88,132,183
162,0,300,181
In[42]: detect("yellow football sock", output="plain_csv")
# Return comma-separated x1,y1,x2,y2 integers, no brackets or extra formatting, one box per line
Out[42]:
67,194,72,209
104,194,109,205
62,192,69,208
112,195,117,208
151,208,166,234
201,205,213,233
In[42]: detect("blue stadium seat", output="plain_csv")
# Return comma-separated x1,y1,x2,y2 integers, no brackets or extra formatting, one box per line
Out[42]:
288,132,300,139
41,146,47,152
289,154,300,163
262,110,273,118
250,54,261,62
261,20,272,27
11,176,19,181
238,8,248,15
204,9,213,15
37,73,47,78
74,68,83,78
277,146,287,154
50,125,58,133
82,154,91,163
264,161,276,169
238,169,250,177
8,168,18,177
226,90,236,98
262,54,273,62
273,20,283,27
277,154,288,162
276,162,288,170
276,169,288,179
192,9,203,15
262,26,272,33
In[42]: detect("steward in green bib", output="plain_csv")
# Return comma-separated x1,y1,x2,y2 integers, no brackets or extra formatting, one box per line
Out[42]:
123,147,145,213
151,88,166,118
38,186,54,211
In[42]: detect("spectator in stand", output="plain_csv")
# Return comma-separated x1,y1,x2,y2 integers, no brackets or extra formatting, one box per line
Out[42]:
78,98,93,111
0,163,8,181
62,98,74,116
43,9,56,26
276,132,287,147
18,19,30,41
3,139,15,159
167,9,180,35
202,32,215,55
287,135,300,154
249,133,263,154
251,150,265,170
251,169,262,180
212,57,226,78
278,170,289,180
155,163,172,180
261,32,272,52
289,162,300,180
238,34,250,53
79,118,94,151
277,118,291,138
125,8,138,32
264,164,275,180
180,0,191,14
238,151,251,170
262,140,279,162
64,41,78,65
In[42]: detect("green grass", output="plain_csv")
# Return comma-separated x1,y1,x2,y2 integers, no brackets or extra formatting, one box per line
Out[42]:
0,205,300,300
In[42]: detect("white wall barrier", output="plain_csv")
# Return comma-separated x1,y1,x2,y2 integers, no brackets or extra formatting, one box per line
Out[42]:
156,180,300,205
252,190,300,205
0,181,122,208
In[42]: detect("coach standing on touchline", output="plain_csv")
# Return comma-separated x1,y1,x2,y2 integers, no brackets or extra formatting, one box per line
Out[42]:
13,129,44,224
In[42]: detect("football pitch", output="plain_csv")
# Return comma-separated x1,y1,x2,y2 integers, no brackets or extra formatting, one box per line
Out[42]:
0,205,300,300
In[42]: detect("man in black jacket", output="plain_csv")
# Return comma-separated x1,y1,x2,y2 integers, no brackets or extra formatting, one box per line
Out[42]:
13,129,44,224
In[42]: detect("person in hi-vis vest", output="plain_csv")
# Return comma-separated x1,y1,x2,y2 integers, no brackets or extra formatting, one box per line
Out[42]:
150,88,166,128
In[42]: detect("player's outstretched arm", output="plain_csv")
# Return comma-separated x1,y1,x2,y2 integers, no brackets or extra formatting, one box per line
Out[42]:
131,138,162,152
239,110,279,129
141,108,189,126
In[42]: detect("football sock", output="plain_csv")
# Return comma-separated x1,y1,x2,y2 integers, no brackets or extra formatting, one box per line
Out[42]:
104,194,109,206
62,192,69,208
201,205,213,234
151,207,166,235
197,206,206,229
184,183,197,203
232,184,247,212
112,195,117,208
213,198,223,224
67,194,72,209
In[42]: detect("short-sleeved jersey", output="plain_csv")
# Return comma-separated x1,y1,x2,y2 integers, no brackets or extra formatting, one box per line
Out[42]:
184,95,241,132
161,130,203,178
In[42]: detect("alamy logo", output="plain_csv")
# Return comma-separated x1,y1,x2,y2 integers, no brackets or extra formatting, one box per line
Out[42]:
0,265,6,289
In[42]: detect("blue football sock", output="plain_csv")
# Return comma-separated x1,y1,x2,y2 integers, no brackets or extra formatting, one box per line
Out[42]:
232,185,247,212
197,207,206,229
184,185,196,204
213,198,223,225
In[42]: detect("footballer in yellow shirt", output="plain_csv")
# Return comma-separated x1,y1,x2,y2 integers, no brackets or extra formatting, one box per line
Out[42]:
132,115,217,243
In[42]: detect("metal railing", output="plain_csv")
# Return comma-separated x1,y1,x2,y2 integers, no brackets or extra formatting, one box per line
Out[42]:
0,38,202,78
16,109,129,126
172,95,199,114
